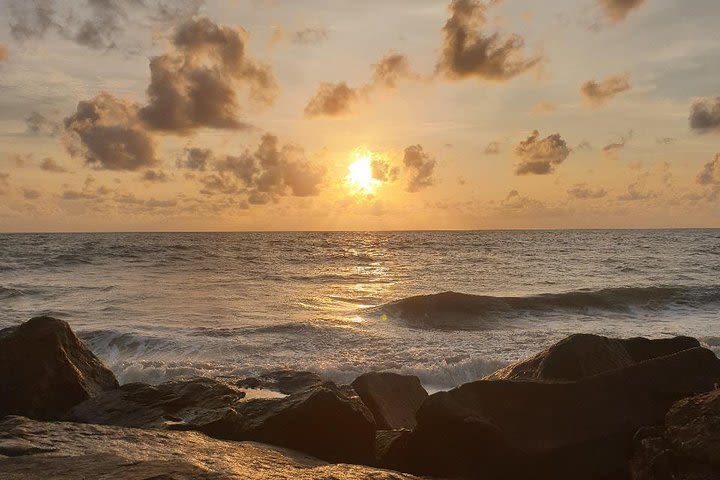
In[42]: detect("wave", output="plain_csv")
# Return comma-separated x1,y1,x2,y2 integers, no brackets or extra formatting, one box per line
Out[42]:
374,286,720,328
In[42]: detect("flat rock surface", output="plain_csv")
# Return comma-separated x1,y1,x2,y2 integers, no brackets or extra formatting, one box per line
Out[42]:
0,416,423,480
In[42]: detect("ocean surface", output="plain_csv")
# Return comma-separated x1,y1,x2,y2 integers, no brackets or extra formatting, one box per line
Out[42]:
1,230,720,390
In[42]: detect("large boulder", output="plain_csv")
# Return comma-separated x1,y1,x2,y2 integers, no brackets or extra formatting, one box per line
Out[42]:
215,381,377,464
0,416,422,480
631,389,720,479
352,372,428,430
394,347,720,479
0,316,118,420
68,377,246,430
485,333,701,381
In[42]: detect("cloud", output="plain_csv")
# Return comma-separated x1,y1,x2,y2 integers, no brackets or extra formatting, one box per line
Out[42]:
371,158,399,182
514,130,571,175
690,97,720,134
568,183,607,199
26,111,60,136
437,0,541,82
140,17,277,133
22,188,41,200
7,0,203,51
0,172,8,195
213,134,325,203
292,27,329,45
577,141,593,151
580,73,631,107
697,154,720,185
602,131,633,158
656,137,676,145
0,45,7,61
617,182,656,201
371,53,417,89
403,145,436,192
178,147,212,171
39,157,67,173
141,170,169,183
484,141,501,155
64,92,158,171
597,0,647,23
304,82,363,118
531,101,558,114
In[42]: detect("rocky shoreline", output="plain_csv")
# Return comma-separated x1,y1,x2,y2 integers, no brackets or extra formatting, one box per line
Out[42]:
2,317,720,479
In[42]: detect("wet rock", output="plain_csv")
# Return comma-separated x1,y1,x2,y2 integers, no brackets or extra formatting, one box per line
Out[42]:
399,347,720,479
631,388,720,479
0,316,118,420
352,372,428,430
236,370,324,395
0,416,422,479
67,377,246,430
486,333,702,381
216,381,377,464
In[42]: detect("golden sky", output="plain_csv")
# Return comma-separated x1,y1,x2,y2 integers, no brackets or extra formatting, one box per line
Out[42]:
0,0,719,232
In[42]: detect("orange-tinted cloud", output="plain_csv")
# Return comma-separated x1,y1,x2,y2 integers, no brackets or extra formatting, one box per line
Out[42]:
697,154,720,185
372,53,417,89
581,73,631,107
568,183,607,199
437,0,541,81
0,45,7,61
531,101,558,114
39,157,67,173
514,130,571,175
597,0,647,23
304,82,364,118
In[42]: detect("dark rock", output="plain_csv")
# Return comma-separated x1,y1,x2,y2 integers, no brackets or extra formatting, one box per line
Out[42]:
351,372,428,430
67,377,246,430
0,416,422,479
236,370,324,395
398,347,720,479
215,381,377,464
0,316,118,420
375,429,412,468
486,333,702,382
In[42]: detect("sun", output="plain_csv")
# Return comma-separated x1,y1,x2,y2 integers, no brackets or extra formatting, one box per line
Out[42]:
346,153,380,194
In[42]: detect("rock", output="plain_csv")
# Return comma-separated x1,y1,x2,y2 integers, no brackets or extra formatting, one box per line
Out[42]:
351,372,428,430
0,416,422,479
485,333,702,381
631,389,720,480
216,381,377,464
398,347,720,479
67,377,246,430
236,370,324,395
0,316,118,420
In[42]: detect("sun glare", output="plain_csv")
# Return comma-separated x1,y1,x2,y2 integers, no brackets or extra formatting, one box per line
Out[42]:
346,153,380,194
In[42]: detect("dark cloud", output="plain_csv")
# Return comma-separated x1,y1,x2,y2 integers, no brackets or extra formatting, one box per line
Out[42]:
484,141,501,155
514,130,571,175
304,82,362,118
292,27,329,45
371,159,399,182
7,0,203,51
213,134,325,202
39,157,67,173
602,131,632,158
437,0,541,81
581,73,631,107
64,92,158,171
178,147,212,171
26,111,60,136
597,0,647,23
697,154,720,185
372,53,417,89
62,190,97,200
140,17,277,133
568,183,607,199
689,97,720,134
141,170,169,182
577,141,593,151
403,145,436,192
499,190,546,213
22,188,41,200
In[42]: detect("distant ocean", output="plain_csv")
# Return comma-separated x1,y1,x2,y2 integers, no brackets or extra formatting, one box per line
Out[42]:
2,230,720,390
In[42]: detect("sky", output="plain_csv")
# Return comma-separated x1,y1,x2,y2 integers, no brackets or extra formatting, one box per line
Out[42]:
0,0,719,232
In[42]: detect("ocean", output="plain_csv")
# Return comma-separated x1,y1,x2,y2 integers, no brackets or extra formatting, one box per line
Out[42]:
1,230,719,391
